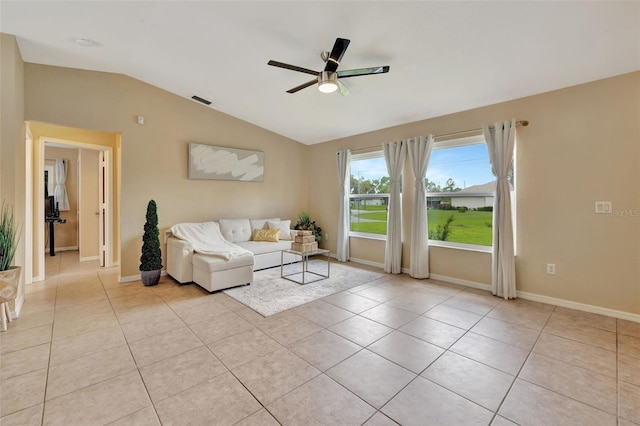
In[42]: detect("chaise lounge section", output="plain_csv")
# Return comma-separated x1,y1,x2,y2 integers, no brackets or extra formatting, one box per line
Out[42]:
166,218,299,292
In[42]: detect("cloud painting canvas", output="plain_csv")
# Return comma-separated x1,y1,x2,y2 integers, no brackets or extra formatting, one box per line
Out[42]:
188,142,264,182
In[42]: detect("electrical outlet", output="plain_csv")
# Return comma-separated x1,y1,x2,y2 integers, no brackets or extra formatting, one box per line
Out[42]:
547,263,556,275
325,233,329,241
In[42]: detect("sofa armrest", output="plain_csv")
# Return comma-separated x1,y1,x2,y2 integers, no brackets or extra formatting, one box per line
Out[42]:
166,236,195,284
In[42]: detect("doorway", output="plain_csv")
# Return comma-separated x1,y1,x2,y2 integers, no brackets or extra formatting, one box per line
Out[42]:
25,122,120,284
39,140,111,277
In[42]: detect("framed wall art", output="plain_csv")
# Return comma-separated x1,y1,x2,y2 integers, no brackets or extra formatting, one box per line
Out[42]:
188,142,264,182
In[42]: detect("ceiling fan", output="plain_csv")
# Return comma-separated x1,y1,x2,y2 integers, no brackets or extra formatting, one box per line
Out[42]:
268,38,390,95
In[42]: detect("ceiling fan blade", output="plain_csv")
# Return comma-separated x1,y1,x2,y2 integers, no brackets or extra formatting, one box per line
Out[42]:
286,79,318,94
268,60,319,76
324,38,350,73
337,65,390,79
337,80,350,96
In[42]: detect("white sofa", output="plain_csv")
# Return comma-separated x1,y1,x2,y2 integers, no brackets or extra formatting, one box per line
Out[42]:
166,218,300,292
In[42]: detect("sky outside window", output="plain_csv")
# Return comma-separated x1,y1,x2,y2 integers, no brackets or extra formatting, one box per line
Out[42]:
350,143,493,190
427,143,493,189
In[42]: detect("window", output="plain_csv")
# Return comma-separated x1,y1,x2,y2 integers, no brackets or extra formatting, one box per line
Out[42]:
350,151,389,238
347,135,515,247
426,135,513,249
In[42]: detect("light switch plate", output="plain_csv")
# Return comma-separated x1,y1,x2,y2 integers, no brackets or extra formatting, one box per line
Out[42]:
595,201,611,214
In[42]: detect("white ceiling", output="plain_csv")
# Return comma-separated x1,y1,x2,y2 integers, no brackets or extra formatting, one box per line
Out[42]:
2,1,639,145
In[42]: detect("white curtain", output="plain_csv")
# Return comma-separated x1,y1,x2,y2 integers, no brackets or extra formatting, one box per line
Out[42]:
407,135,434,278
484,119,517,299
54,159,70,211
336,149,351,262
383,140,406,274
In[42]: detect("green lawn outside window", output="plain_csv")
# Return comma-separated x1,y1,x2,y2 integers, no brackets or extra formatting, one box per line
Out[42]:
350,209,493,246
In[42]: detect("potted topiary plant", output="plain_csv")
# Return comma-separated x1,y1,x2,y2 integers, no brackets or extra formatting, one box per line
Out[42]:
140,200,162,286
0,201,21,330
294,212,323,244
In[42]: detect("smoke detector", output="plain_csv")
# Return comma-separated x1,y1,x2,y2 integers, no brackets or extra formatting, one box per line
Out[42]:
73,37,100,48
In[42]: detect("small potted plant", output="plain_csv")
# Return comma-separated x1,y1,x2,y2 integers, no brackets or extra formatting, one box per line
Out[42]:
294,212,323,244
140,200,162,286
0,201,21,330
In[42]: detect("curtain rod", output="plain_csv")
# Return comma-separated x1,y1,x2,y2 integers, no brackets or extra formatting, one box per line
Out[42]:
350,120,529,154
434,120,529,140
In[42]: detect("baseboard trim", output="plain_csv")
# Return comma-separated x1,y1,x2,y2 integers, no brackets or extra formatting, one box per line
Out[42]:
348,257,384,270
11,293,24,319
54,246,78,252
79,256,100,262
429,274,492,292
119,270,168,283
428,273,639,323
516,290,640,323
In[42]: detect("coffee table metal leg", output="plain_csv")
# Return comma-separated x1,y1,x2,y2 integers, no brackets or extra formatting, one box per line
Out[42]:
302,254,307,284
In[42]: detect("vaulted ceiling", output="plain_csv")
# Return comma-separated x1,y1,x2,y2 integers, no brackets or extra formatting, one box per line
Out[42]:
2,1,639,144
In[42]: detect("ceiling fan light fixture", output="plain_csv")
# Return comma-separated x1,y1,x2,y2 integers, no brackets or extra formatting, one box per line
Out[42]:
318,71,338,93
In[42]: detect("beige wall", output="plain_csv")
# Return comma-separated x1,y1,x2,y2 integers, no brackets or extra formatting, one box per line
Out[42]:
0,33,25,314
44,146,78,250
309,72,640,314
24,63,309,279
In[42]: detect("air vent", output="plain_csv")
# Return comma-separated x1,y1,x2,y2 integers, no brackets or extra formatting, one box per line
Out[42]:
191,95,212,105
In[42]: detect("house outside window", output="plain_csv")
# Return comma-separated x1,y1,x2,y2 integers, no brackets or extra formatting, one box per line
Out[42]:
350,151,389,238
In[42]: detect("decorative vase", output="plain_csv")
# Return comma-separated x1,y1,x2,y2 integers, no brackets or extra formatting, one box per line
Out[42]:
0,266,21,332
0,266,20,301
141,269,161,286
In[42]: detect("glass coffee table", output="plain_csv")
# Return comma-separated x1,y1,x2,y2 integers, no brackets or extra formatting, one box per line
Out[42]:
281,248,331,285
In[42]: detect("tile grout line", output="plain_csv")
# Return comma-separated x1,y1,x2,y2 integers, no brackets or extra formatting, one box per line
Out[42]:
355,285,503,424
152,289,280,424
486,302,555,424
101,269,164,425
490,304,621,423
513,311,622,419
39,267,63,426
404,290,505,423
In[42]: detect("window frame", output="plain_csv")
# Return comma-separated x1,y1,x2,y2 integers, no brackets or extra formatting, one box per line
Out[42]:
346,134,515,250
426,134,502,251
349,150,390,240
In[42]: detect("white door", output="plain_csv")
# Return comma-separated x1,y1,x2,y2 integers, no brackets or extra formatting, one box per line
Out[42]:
79,149,100,261
98,151,107,267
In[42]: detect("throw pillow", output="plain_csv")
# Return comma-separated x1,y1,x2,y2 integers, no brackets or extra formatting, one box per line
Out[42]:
253,228,280,242
267,220,292,240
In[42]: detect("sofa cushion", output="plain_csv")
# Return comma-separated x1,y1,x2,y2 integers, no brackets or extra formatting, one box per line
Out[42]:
249,218,280,234
218,219,252,243
192,252,254,273
267,220,292,240
236,240,292,255
170,221,249,259
253,228,280,242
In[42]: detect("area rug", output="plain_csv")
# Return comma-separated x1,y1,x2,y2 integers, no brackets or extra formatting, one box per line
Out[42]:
224,260,384,316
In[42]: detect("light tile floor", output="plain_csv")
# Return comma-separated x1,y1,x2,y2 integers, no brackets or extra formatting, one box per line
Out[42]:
0,251,639,425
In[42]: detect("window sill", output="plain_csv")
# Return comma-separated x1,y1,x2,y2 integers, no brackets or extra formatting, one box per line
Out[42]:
347,234,492,253
349,232,387,242
428,240,492,253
